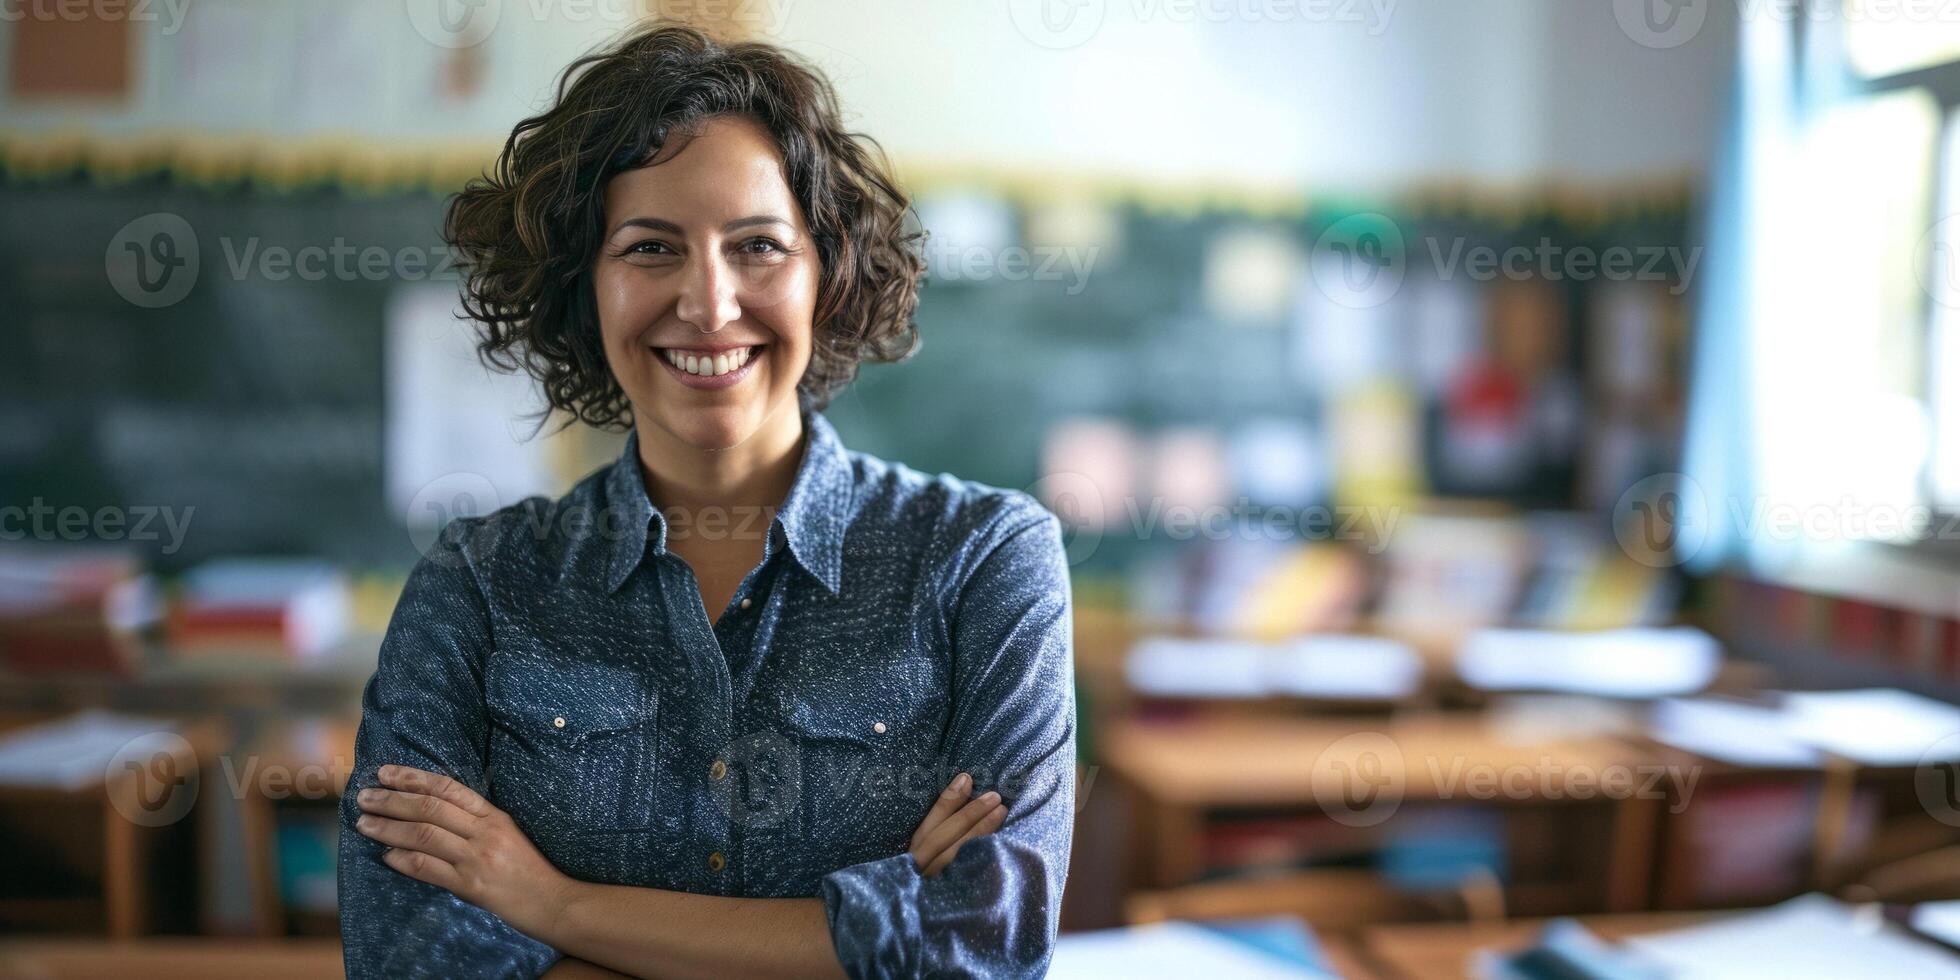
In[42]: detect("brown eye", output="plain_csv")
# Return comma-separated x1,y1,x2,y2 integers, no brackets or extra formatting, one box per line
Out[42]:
626,240,677,256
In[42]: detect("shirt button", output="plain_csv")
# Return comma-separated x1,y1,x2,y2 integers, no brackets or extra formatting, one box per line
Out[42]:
552,716,567,729
710,759,728,781
740,597,753,610
707,851,726,872
872,721,887,734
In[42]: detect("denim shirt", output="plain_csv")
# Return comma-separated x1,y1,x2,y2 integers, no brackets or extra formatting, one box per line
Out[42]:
338,412,1076,979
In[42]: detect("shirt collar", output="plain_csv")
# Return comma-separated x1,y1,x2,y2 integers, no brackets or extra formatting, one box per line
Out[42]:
603,411,852,595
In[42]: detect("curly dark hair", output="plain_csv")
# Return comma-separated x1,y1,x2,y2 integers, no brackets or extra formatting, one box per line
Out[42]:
445,24,924,428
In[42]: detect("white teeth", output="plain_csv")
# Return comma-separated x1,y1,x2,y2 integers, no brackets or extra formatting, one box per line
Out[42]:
664,347,756,377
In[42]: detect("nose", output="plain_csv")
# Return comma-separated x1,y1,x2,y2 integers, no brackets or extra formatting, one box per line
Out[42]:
674,251,742,334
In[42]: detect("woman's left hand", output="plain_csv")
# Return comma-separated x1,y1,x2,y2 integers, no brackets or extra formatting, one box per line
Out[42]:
354,764,574,941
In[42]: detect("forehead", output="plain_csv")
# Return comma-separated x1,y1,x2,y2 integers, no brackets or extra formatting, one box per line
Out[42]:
602,115,801,226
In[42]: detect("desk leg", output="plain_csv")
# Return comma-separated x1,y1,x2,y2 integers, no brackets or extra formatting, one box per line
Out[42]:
102,796,138,938
1152,803,1203,888
1605,795,1659,912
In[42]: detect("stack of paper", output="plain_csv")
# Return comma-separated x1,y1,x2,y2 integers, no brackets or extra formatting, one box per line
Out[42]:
0,710,178,790
1623,894,1960,978
1048,919,1330,979
1456,626,1721,698
1126,635,1422,700
1649,688,1960,768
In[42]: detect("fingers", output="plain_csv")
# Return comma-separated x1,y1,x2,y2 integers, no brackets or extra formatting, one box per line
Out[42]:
921,802,1007,877
357,787,478,837
913,790,1002,867
378,765,494,818
380,843,462,892
909,772,973,851
355,812,471,865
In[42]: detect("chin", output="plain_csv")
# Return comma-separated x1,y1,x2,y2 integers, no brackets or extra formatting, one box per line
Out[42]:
655,405,763,453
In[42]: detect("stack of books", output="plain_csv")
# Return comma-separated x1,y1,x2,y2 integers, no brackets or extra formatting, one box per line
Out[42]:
166,558,351,662
0,548,159,675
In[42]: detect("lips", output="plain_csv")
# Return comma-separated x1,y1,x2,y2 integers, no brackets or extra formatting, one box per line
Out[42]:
652,344,764,389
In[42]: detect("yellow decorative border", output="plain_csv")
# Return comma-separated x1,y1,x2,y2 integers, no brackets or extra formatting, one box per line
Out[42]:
0,129,1694,222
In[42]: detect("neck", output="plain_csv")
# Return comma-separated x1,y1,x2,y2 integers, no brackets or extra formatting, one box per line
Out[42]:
633,406,807,522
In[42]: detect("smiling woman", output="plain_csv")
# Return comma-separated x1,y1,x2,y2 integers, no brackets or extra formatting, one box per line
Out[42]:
337,23,1076,980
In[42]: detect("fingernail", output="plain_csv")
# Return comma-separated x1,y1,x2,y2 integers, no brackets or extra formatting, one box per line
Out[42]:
378,766,395,781
356,816,374,832
982,791,1000,805
357,788,377,804
955,772,970,790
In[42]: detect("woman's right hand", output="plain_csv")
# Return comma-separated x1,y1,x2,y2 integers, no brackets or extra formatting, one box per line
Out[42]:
908,772,1007,877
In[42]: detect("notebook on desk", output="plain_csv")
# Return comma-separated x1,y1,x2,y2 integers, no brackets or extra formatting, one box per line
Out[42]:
1049,917,1335,979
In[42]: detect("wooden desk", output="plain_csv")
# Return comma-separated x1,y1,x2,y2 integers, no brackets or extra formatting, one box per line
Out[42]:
1359,912,1720,979
0,717,226,937
0,938,342,979
1103,714,1663,912
235,719,358,936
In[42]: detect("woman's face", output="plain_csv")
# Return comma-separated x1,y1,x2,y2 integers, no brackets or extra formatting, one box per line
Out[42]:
595,115,819,453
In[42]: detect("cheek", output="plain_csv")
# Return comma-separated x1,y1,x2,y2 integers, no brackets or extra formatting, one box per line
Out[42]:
592,263,660,350
744,260,819,355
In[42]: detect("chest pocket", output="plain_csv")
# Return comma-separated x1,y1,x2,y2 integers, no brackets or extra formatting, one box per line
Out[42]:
484,657,659,836
782,659,949,858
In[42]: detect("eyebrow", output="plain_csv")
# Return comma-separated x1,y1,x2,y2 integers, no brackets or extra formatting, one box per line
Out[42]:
612,215,794,236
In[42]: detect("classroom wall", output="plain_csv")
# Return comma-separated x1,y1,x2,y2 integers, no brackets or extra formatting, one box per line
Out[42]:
0,0,1738,190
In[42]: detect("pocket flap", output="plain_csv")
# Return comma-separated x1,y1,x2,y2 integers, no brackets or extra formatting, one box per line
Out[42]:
487,657,656,739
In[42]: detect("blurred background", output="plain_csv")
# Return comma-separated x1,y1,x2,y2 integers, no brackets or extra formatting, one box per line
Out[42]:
5,1,1960,976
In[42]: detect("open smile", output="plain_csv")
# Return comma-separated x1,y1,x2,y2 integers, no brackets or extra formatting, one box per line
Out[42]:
654,344,764,390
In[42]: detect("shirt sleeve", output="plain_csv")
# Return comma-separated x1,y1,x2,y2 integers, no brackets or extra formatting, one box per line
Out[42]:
820,508,1077,979
338,523,562,980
